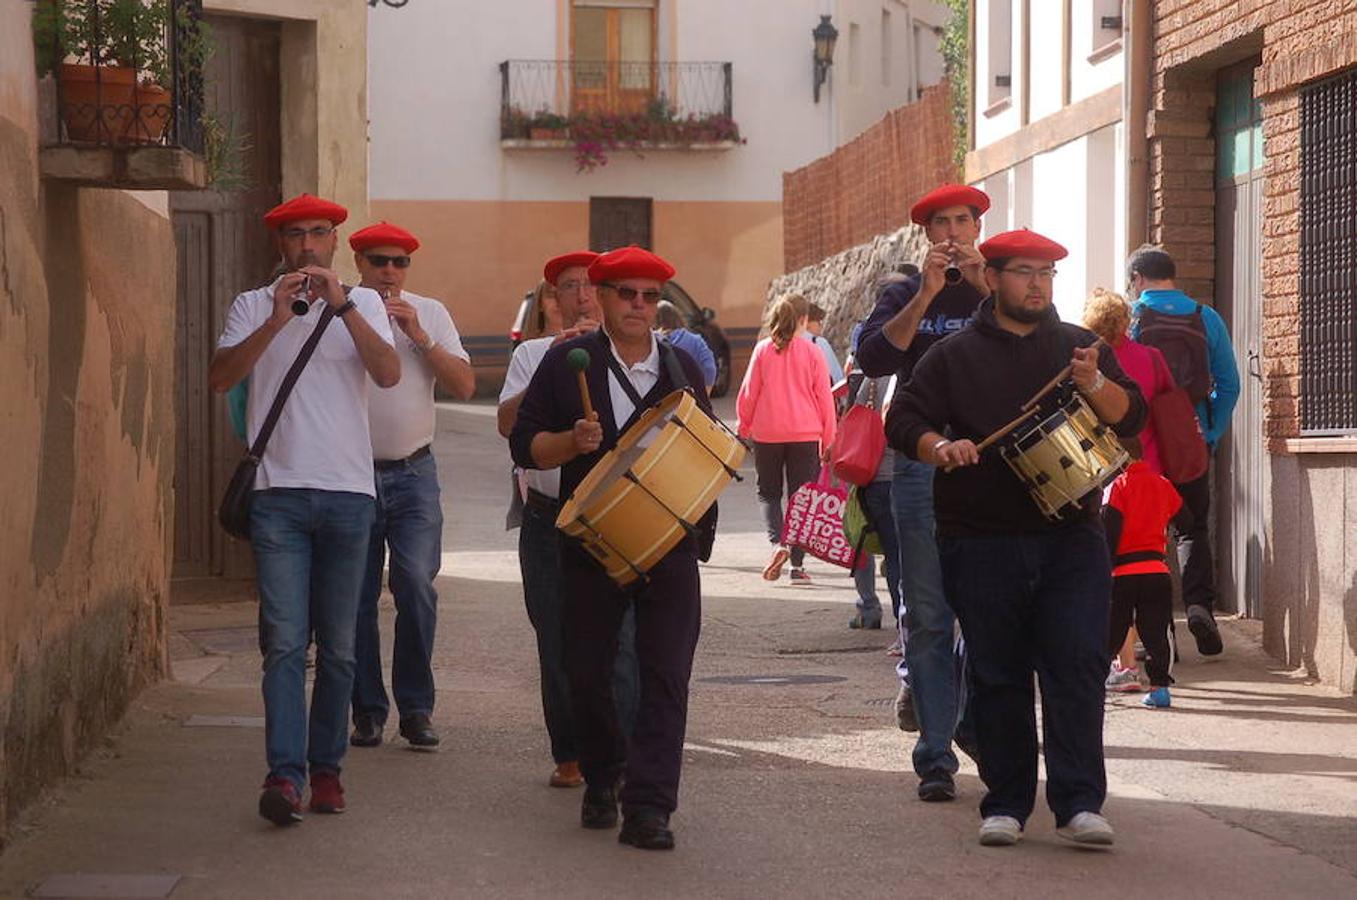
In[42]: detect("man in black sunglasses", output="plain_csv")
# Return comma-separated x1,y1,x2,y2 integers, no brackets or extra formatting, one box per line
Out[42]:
347,222,474,755
510,246,712,851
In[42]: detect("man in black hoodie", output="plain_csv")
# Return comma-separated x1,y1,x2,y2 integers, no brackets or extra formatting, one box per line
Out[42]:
887,228,1146,850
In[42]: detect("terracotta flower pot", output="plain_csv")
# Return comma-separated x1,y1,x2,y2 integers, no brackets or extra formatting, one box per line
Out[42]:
58,63,136,143
529,127,568,141
123,83,172,144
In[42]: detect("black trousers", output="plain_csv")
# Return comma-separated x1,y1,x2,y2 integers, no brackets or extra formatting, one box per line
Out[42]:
561,541,701,816
939,523,1109,827
1171,467,1216,613
1108,573,1174,687
753,440,821,567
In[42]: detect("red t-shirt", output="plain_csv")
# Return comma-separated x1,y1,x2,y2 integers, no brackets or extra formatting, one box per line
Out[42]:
1105,461,1183,577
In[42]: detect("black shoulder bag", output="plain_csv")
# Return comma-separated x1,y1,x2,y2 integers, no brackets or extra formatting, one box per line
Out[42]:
218,306,338,540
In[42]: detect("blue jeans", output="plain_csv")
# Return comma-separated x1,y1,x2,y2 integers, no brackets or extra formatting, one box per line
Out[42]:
251,489,375,791
892,455,962,777
352,451,443,725
519,497,638,763
852,480,901,624
939,523,1110,825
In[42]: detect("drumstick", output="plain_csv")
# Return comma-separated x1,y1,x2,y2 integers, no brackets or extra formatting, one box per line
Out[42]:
1020,338,1105,412
566,348,594,419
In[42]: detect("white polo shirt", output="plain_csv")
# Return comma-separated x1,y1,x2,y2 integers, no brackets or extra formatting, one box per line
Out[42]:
604,330,660,430
217,279,395,497
368,290,469,461
500,336,560,499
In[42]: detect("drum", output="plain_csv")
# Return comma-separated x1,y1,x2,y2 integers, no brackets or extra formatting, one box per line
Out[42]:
557,389,746,585
999,391,1128,520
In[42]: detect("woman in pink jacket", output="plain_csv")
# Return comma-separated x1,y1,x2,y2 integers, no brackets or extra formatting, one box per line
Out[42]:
737,294,837,584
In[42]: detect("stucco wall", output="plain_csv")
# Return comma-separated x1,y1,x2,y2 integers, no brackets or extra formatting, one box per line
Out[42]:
1,0,174,838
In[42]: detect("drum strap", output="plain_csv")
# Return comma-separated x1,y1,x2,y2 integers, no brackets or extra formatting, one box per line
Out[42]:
601,338,691,433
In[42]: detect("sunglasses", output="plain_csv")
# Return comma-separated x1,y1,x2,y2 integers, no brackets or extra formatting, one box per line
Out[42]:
601,282,662,304
364,254,411,269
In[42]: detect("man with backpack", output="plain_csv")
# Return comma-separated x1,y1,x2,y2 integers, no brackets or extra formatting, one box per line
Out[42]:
1127,245,1241,657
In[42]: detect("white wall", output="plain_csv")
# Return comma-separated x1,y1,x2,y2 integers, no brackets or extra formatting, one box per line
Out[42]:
833,0,949,144
975,0,1021,147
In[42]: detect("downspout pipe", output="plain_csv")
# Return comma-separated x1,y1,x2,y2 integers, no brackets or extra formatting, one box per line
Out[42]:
1124,0,1151,252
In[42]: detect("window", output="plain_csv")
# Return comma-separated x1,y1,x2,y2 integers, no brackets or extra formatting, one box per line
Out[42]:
1299,69,1357,433
881,9,892,87
986,0,1012,109
848,22,862,88
1216,65,1264,182
572,0,656,115
1089,0,1122,56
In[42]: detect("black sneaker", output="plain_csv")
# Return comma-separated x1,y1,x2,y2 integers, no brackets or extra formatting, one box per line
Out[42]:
350,713,383,748
1186,605,1223,656
917,770,956,802
619,810,675,850
581,782,619,829
398,714,440,752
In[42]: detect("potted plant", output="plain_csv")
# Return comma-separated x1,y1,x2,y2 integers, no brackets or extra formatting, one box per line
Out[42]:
528,110,570,141
32,0,186,144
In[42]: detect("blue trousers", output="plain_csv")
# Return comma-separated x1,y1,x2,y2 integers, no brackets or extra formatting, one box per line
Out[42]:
352,452,443,725
939,522,1111,826
251,488,375,790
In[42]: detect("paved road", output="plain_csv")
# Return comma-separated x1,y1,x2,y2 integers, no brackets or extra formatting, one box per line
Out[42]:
3,400,1356,899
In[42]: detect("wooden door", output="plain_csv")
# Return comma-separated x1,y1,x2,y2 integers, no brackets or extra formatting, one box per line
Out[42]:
171,15,282,581
1213,62,1265,618
590,197,653,252
571,2,656,116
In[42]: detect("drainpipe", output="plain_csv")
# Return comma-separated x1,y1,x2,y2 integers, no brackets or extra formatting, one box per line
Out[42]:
1124,0,1151,252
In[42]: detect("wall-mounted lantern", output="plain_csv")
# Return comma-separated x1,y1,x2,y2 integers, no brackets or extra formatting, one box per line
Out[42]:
812,15,839,103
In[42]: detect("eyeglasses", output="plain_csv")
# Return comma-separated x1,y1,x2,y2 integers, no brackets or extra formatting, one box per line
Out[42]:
557,279,591,294
999,266,1058,281
601,282,663,304
280,225,335,240
364,254,411,269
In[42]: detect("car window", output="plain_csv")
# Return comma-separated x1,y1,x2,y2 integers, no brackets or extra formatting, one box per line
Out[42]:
663,281,699,323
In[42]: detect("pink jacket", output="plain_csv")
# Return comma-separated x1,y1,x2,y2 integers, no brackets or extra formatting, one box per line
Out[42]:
737,335,837,447
1113,337,1174,476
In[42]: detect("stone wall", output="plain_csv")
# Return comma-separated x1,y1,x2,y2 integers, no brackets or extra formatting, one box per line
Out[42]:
765,224,930,360
1,1,174,842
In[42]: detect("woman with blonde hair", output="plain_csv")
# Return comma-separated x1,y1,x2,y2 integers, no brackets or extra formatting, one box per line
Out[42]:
522,279,562,342
736,293,837,584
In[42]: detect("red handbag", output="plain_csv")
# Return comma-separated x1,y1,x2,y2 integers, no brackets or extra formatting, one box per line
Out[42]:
831,386,887,487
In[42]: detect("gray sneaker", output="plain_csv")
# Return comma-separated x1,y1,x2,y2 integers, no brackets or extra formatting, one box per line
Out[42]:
1057,811,1115,846
978,815,1023,846
894,683,918,732
1105,665,1142,693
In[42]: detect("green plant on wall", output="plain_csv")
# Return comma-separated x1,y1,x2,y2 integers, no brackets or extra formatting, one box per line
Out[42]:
201,111,253,190
32,0,172,85
938,0,969,171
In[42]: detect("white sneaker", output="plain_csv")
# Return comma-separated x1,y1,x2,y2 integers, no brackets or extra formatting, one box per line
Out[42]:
978,815,1023,846
1056,811,1115,846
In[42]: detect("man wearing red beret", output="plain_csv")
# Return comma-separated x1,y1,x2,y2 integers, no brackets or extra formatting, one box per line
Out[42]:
854,182,991,804
345,222,475,754
887,228,1147,849
498,251,639,792
509,246,711,851
209,194,401,826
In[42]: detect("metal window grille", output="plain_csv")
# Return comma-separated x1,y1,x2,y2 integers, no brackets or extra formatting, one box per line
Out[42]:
1299,69,1357,434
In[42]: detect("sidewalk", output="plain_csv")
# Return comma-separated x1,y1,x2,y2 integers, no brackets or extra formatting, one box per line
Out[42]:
2,402,1354,899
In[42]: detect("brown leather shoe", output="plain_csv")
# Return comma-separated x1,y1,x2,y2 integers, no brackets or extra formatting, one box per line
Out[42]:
550,761,584,788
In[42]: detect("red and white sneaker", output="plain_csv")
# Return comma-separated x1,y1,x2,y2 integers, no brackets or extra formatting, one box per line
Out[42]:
308,770,346,814
258,776,303,826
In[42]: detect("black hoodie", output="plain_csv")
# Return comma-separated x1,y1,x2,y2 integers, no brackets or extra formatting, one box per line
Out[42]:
886,297,1147,537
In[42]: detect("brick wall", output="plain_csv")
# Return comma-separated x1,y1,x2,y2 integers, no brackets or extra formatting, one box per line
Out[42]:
782,83,958,272
1150,0,1357,444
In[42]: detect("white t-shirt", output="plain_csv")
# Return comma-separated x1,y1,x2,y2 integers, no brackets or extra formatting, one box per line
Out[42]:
217,279,395,496
604,330,660,429
369,290,469,461
500,336,561,499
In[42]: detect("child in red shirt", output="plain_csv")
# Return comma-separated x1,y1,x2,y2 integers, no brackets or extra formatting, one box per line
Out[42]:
1103,437,1183,708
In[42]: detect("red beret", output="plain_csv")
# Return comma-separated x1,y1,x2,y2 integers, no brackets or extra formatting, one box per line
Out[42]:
588,246,676,284
263,193,348,229
909,183,991,226
543,251,600,285
349,221,420,254
978,228,1069,261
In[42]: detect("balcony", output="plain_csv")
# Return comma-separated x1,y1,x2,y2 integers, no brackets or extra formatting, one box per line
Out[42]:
34,0,208,190
499,59,741,171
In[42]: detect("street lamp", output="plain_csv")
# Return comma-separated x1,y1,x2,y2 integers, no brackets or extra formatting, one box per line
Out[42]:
812,15,839,103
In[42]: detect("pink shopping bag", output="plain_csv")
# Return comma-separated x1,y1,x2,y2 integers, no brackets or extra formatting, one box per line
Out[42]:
781,466,859,569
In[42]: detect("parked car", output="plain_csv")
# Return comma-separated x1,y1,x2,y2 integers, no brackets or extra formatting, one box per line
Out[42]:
509,280,732,397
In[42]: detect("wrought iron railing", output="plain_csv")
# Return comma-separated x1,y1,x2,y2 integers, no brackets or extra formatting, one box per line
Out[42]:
1299,69,1357,434
499,59,734,142
33,0,205,153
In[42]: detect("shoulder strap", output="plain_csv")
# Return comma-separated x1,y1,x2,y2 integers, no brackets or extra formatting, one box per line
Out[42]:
246,306,337,461
659,340,690,393
601,344,646,408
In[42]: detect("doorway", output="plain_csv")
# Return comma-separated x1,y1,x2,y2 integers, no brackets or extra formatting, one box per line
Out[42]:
589,197,653,252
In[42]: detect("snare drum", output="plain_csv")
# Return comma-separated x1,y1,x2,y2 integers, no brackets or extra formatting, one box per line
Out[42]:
999,392,1128,520
557,390,746,585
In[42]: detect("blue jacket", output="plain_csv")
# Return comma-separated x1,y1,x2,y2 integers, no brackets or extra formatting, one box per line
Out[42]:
806,333,845,384
1130,289,1240,447
663,328,717,388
